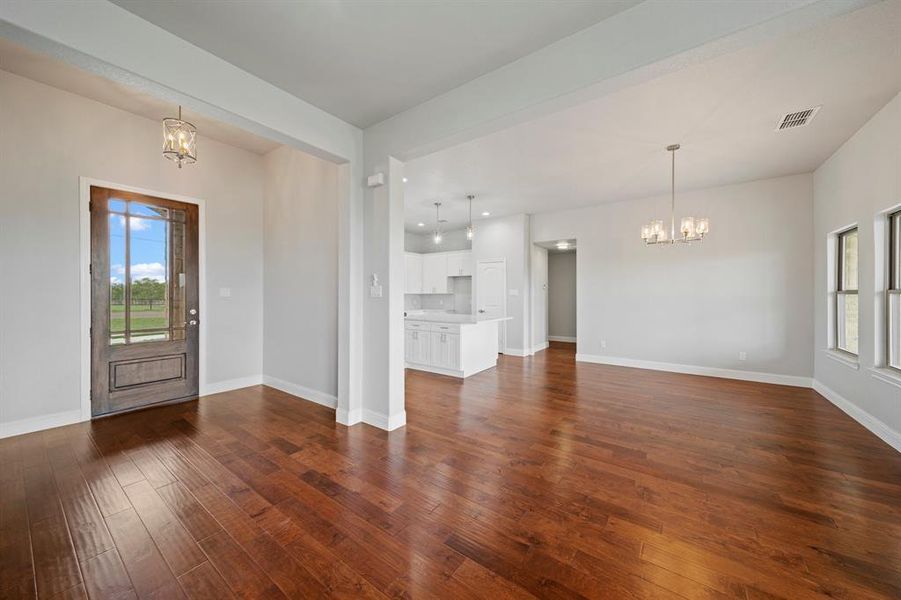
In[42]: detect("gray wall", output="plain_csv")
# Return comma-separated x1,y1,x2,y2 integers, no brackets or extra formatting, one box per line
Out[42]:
263,146,339,399
548,252,577,339
530,245,548,349
532,173,814,379
0,70,264,429
813,92,901,446
472,214,531,353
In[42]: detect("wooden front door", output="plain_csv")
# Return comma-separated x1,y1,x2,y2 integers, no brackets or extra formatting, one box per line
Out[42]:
90,186,199,417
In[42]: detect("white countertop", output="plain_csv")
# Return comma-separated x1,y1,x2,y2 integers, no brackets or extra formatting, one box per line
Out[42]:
404,311,511,325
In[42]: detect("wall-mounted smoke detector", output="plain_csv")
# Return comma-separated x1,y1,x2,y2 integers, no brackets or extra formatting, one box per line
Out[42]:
776,106,821,131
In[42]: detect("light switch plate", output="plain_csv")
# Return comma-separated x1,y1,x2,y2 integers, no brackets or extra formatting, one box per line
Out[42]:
219,287,231,298
370,285,383,298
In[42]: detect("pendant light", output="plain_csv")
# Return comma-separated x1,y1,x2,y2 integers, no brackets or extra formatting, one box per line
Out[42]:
641,144,709,245
433,201,443,245
466,194,475,240
162,105,197,169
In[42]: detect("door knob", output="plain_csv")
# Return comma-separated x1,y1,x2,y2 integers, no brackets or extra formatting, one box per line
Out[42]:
189,308,197,315
189,320,198,326
478,309,486,313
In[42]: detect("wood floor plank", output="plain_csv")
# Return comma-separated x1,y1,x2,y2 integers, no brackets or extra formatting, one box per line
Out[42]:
177,562,235,600
29,514,82,598
197,531,287,599
122,480,206,576
3,344,900,599
79,548,137,600
104,507,180,598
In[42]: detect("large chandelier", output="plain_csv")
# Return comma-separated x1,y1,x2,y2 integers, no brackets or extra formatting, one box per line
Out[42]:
641,144,709,245
162,105,197,169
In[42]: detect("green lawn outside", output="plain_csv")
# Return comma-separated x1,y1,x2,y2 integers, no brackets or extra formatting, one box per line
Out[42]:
111,303,168,332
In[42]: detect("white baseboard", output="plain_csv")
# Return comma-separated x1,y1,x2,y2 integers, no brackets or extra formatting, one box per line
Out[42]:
813,380,901,453
531,342,549,354
575,353,813,388
1,409,85,439
262,375,337,409
503,347,528,357
362,409,406,431
202,375,263,396
336,407,362,426
548,335,576,343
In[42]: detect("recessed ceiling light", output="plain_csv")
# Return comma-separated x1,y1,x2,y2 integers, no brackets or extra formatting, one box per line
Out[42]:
481,211,490,216
556,241,570,250
417,222,425,227
402,177,408,183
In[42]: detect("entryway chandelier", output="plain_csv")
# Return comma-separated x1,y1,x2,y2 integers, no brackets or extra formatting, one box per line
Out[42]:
162,105,197,169
641,144,709,245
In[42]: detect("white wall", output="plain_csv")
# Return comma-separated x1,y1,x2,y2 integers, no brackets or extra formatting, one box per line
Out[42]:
532,174,814,381
404,228,471,253
813,92,901,450
548,252,577,339
530,245,548,350
472,214,531,354
263,146,339,405
0,70,265,432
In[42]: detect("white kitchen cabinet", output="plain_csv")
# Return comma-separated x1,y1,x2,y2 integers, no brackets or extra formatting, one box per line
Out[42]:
405,327,430,364
429,331,460,370
445,251,473,277
405,317,506,377
404,253,423,294
422,253,453,294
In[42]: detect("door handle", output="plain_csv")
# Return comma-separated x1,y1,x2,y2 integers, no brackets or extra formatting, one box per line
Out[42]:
478,309,486,313
189,308,197,315
189,320,198,326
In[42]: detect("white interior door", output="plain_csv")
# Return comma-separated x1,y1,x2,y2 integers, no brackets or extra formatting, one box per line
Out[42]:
476,259,507,353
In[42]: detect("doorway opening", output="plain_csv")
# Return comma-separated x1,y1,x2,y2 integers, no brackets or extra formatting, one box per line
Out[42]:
535,239,577,352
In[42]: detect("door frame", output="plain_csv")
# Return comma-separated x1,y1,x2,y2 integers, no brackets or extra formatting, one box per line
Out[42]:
475,258,507,354
79,177,207,421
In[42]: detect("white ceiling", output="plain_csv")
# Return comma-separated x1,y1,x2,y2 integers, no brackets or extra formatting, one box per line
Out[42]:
403,1,901,231
109,0,641,128
0,38,280,155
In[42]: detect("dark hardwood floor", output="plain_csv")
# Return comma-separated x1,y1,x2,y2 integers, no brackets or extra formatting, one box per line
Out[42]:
2,342,900,599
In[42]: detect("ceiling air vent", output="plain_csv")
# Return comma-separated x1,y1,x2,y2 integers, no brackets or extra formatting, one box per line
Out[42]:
776,106,821,131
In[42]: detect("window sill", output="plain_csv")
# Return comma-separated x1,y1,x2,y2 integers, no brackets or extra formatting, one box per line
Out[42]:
823,349,859,370
870,367,901,390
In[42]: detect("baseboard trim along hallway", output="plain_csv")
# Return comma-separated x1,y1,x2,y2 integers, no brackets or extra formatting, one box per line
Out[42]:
575,353,813,388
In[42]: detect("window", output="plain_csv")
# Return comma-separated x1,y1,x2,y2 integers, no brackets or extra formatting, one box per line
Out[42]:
889,211,901,370
835,227,859,355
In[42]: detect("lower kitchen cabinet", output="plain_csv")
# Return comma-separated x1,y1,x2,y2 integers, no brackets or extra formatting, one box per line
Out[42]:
429,331,460,370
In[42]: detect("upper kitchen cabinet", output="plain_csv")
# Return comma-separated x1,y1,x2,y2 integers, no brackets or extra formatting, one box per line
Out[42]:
446,251,473,277
422,253,454,294
405,252,423,294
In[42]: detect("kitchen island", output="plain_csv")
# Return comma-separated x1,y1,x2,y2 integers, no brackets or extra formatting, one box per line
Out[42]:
404,312,511,378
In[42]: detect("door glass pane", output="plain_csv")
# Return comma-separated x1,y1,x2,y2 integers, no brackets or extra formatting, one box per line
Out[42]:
109,198,127,213
109,214,126,344
841,229,858,290
129,202,168,219
170,212,187,340
129,210,170,341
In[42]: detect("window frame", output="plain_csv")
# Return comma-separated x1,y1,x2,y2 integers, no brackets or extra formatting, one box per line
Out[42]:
834,226,859,357
887,210,901,371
